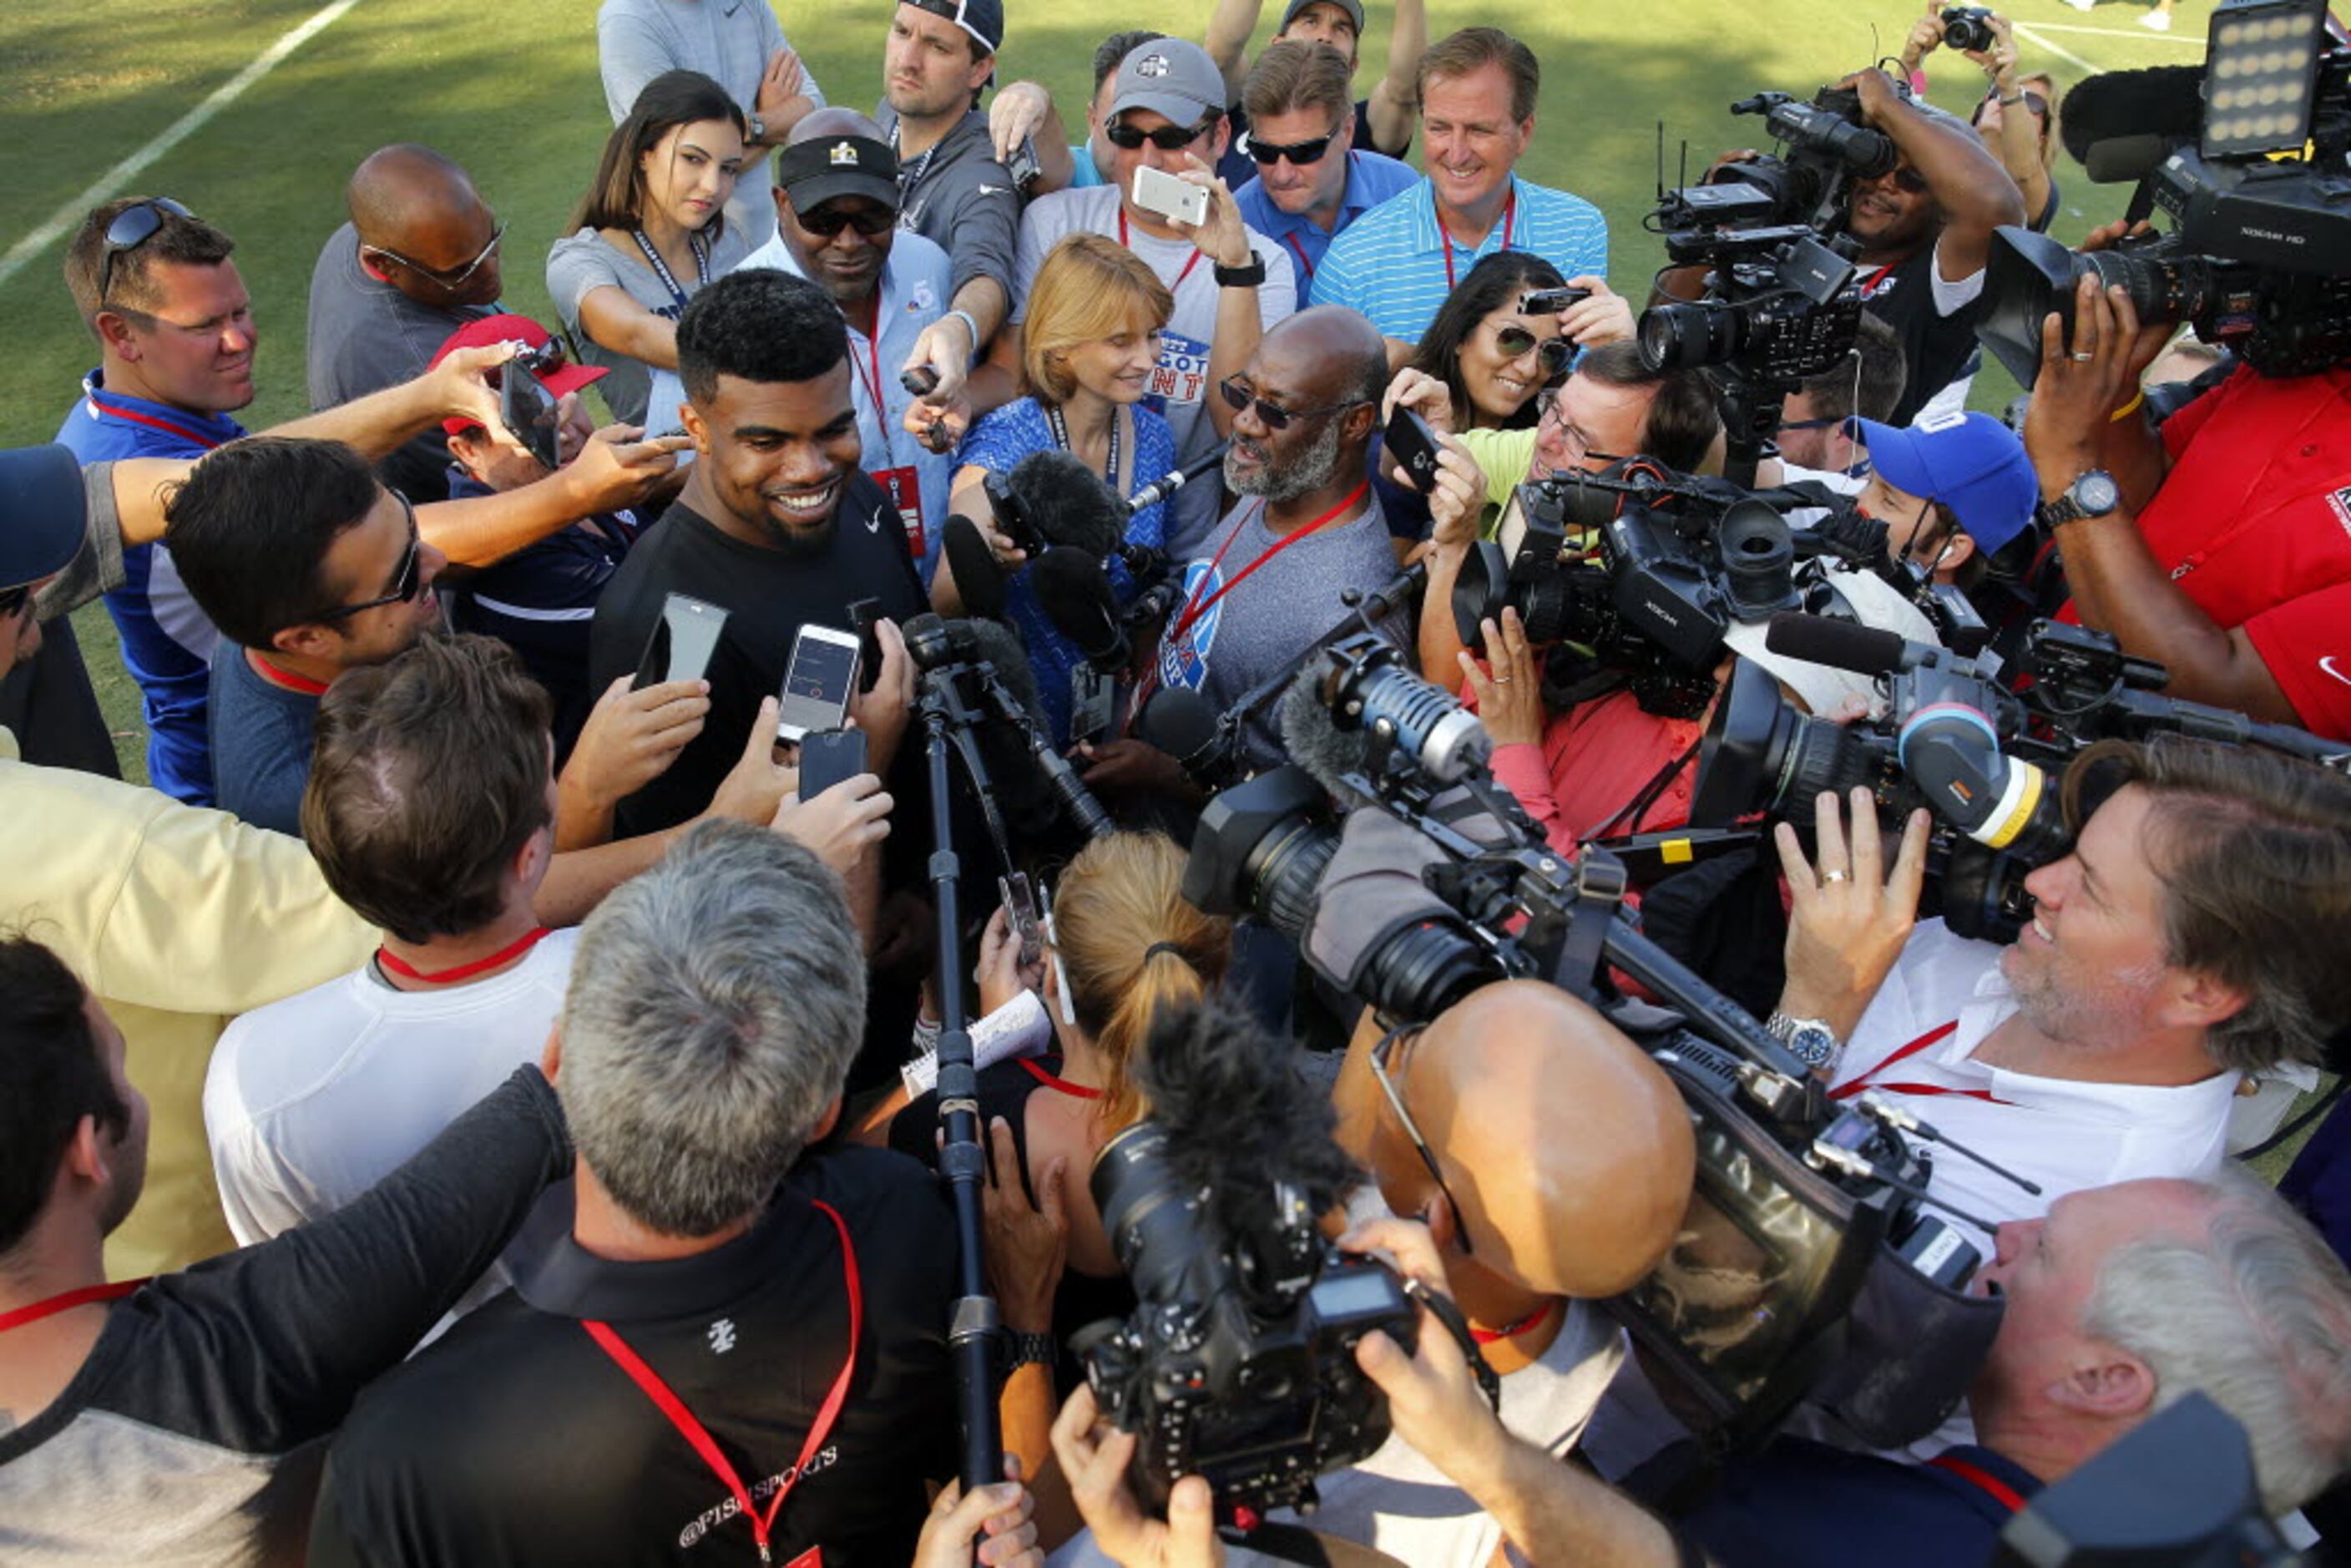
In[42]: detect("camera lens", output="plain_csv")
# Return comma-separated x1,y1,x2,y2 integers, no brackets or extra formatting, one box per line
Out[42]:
1092,1122,1222,1304
1639,301,1744,372
1358,917,1508,1020
1246,816,1342,940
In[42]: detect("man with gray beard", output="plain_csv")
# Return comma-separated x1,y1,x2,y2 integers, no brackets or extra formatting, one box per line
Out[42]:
1084,306,1398,791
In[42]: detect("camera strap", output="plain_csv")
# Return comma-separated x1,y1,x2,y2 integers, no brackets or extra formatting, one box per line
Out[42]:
1927,1453,2027,1514
1400,1278,1504,1413
579,1200,860,1566
0,1277,147,1333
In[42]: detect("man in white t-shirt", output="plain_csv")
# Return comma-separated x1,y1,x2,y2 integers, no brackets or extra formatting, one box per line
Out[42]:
987,37,1296,555
203,634,589,1249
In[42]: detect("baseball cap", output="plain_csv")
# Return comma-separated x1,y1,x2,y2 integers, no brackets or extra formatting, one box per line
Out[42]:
905,0,1002,56
427,314,607,438
776,135,901,213
1280,0,1367,36
1723,564,1941,718
1856,410,2040,554
0,444,88,594
1110,38,1229,127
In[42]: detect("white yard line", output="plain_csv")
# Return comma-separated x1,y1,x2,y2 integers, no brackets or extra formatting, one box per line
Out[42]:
2011,19,2114,76
2023,19,2207,47
0,0,364,291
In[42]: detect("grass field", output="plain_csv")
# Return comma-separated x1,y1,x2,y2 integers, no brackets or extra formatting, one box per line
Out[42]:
0,0,2212,781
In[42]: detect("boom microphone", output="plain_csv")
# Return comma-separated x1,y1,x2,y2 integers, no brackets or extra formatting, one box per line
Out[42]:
2059,66,2205,183
1002,448,1127,559
943,513,1009,621
1127,444,1230,516
963,615,1113,839
1034,547,1132,675
1277,665,1379,810
1762,612,1912,679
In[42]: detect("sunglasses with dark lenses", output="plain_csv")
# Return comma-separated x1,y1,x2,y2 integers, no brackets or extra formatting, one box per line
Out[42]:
796,203,898,239
1247,132,1335,165
1217,375,1365,431
97,197,195,308
1883,165,1930,195
366,222,508,292
1492,324,1575,377
1105,118,1213,151
311,497,427,623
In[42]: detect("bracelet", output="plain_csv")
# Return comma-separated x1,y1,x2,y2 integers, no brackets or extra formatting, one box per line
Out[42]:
2110,390,2146,422
945,308,981,354
1908,67,1930,95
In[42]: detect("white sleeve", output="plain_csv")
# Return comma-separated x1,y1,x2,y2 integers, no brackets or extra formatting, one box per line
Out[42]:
1929,235,1986,316
1250,227,1297,328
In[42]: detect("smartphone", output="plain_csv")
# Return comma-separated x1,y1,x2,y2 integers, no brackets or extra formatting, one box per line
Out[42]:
1006,134,1043,193
847,597,886,695
1069,663,1116,746
500,365,562,469
797,726,868,797
777,623,863,743
999,872,1043,969
1520,287,1593,316
1132,164,1210,229
1385,403,1443,494
631,594,728,690
900,364,940,399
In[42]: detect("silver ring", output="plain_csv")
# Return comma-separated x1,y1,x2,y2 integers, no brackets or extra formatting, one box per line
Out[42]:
2070,351,2095,362
1491,675,1513,685
1821,868,1851,885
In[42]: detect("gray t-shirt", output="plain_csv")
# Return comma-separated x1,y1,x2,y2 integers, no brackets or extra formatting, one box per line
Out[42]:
306,222,493,503
1155,488,1402,771
545,225,751,426
874,104,1021,322
1014,185,1296,556
596,0,827,250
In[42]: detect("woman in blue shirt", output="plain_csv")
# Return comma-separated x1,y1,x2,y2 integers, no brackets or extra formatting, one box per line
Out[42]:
933,233,1177,745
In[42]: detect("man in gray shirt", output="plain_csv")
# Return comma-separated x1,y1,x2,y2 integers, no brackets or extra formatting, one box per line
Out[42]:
598,0,827,248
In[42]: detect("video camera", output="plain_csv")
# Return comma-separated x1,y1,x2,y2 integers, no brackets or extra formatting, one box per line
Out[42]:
1979,0,2351,384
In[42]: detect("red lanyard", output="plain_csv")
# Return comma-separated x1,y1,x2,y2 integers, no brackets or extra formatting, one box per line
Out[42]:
1441,190,1516,292
377,926,554,986
1020,1058,1102,1100
1283,231,1315,286
84,389,228,452
846,321,898,470
1858,262,1898,298
1167,481,1371,648
0,1278,147,1333
1929,1453,2028,1514
583,1201,861,1565
1118,210,1206,290
1469,1296,1558,1346
245,649,330,695
1830,1020,2012,1105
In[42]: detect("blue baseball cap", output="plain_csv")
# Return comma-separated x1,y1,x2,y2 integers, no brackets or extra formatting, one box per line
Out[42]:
0,444,86,594
1855,411,2040,554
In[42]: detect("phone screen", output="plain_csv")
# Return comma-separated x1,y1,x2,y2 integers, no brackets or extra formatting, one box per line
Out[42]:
502,370,561,469
786,636,857,706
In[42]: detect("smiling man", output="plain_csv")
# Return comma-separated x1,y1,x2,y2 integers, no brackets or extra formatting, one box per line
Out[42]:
587,267,928,835
1231,40,1418,296
1312,27,1607,353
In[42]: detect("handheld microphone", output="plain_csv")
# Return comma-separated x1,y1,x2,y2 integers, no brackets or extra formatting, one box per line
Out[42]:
1278,665,1380,810
1762,612,1915,679
1137,686,1234,780
1002,448,1127,559
1127,444,1230,516
942,513,1009,621
1033,547,1133,675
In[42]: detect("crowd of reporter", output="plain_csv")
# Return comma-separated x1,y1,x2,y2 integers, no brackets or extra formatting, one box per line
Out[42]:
4,0,2351,1563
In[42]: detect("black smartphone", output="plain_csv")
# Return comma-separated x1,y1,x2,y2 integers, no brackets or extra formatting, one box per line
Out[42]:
1520,287,1592,315
797,727,868,798
1006,135,1043,193
847,598,885,695
900,364,941,398
500,364,562,469
631,594,728,690
999,871,1042,968
1384,402,1443,494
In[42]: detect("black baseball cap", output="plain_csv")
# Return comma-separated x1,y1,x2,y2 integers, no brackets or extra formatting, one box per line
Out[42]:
0,445,86,594
904,0,1002,55
775,136,902,211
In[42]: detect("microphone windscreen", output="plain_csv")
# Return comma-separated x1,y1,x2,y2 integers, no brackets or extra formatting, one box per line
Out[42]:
1277,664,1378,810
1138,686,1221,766
943,513,1009,622
1004,448,1126,558
2059,66,2204,175
965,615,1046,722
2082,133,2173,186
1032,546,1128,667
1763,612,1908,677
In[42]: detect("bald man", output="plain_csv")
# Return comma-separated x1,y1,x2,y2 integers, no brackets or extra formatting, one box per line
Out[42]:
1285,980,1695,1564
307,144,505,503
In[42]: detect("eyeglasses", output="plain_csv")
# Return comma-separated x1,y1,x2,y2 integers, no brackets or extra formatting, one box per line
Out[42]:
363,222,508,293
1105,117,1216,151
96,197,194,309
1368,1024,1474,1257
796,202,898,239
1218,375,1367,431
1491,322,1574,377
307,495,427,623
1247,131,1335,165
1534,389,1623,467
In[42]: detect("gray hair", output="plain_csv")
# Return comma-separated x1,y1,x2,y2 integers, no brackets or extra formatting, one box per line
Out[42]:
2082,1166,2351,1514
558,820,867,1237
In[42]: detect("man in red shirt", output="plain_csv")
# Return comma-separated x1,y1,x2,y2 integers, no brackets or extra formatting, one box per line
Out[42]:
2021,261,2351,740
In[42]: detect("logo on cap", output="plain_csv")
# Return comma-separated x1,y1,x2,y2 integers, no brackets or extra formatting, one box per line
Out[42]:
1136,53,1170,77
830,141,859,167
1917,409,1968,433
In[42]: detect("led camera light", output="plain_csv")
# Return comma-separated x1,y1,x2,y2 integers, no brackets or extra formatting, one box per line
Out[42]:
2202,0,2327,157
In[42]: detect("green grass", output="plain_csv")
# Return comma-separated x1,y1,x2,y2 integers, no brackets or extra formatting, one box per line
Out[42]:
0,0,2212,783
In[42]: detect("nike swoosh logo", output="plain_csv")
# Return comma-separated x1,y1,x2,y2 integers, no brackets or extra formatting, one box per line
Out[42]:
2322,655,2351,688
978,184,1010,195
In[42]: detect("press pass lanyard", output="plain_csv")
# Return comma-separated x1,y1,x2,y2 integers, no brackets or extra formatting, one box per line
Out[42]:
83,386,228,451
1929,1453,2029,1513
582,1201,862,1565
1044,402,1120,490
1829,1020,2013,1105
376,926,554,986
0,1279,146,1333
1441,190,1515,292
632,230,710,312
1117,210,1206,290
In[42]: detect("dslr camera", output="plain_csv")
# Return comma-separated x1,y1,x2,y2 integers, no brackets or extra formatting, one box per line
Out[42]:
1939,5,1999,53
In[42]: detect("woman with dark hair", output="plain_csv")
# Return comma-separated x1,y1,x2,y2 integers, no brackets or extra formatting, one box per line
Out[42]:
1405,252,1636,432
546,69,748,426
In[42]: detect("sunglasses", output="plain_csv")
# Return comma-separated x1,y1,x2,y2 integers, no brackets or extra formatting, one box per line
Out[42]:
1218,375,1366,431
1871,164,1930,195
1368,1024,1474,1257
1247,131,1335,165
97,197,194,309
1492,323,1574,377
0,584,29,622
308,495,427,623
1105,117,1215,151
797,202,897,239
364,222,508,293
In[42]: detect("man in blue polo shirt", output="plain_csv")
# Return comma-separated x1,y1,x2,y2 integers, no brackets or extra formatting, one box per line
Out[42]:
736,109,958,576
1231,39,1417,297
53,196,254,803
1312,26,1607,352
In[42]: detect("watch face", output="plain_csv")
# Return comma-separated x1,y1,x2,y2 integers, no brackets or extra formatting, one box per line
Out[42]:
2073,470,2121,515
1788,1025,1838,1068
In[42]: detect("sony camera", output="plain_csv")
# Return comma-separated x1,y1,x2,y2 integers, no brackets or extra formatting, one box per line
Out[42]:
1940,5,1999,53
1072,999,1416,1518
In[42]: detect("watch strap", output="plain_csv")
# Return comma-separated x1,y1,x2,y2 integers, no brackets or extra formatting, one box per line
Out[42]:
1006,1329,1056,1369
1213,255,1267,287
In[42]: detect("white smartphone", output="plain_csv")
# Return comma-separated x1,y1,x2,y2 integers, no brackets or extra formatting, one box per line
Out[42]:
777,624,863,743
1131,164,1210,229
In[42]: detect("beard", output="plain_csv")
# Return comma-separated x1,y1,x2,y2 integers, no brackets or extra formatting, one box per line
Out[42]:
1227,415,1345,505
1999,942,2166,1051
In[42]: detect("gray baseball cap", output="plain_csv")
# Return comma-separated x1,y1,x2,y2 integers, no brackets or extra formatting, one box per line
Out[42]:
1280,0,1366,36
1109,38,1229,128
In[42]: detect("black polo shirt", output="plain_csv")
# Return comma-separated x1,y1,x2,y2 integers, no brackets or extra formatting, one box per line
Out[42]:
1857,241,1986,427
309,1146,959,1566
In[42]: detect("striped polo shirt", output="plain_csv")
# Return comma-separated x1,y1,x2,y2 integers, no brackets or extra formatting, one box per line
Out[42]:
1310,174,1609,345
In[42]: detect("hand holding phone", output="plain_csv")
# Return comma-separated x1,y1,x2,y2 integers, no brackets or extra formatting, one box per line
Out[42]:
1385,403,1443,494
632,594,729,690
777,624,863,743
796,727,869,798
1132,164,1210,229
500,364,563,469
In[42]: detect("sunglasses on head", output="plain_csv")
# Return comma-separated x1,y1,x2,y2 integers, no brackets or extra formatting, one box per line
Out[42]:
309,495,427,623
1247,131,1335,165
796,202,898,239
1492,323,1574,377
97,197,194,309
1218,374,1365,431
1105,117,1214,151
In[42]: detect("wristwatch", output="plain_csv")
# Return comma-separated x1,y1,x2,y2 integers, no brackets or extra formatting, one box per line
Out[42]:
2035,468,2121,531
747,112,769,146
1006,1330,1056,1370
1213,255,1267,288
1764,1011,1842,1070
